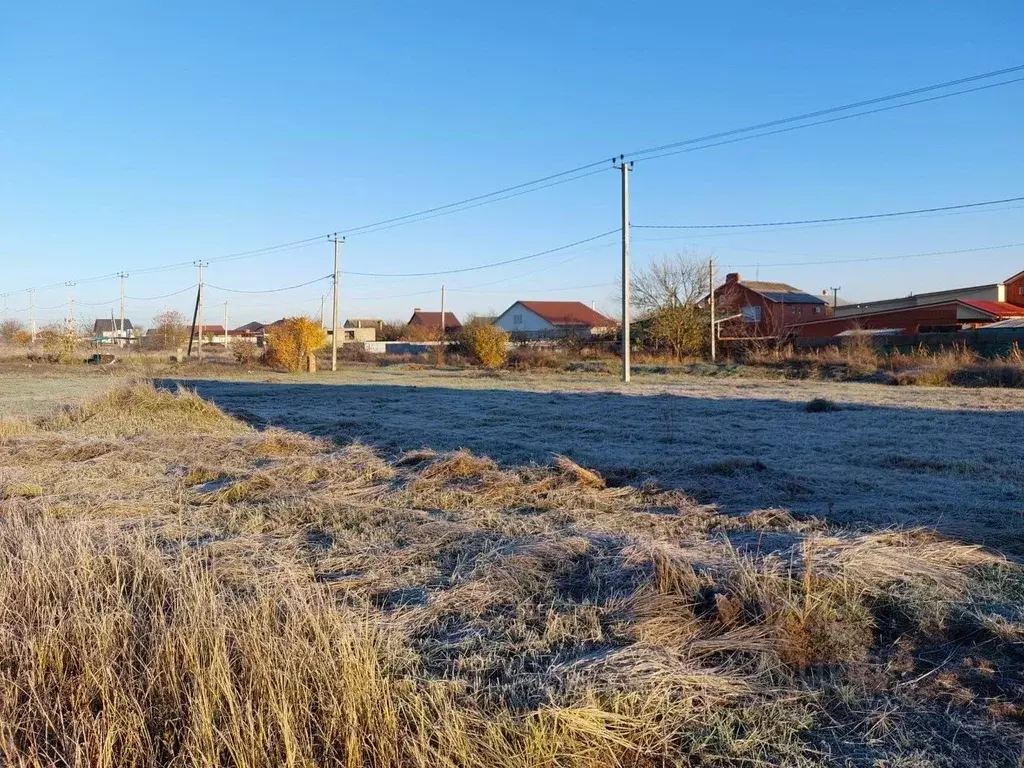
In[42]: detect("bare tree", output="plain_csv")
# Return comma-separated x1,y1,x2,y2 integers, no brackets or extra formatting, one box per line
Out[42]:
630,251,715,315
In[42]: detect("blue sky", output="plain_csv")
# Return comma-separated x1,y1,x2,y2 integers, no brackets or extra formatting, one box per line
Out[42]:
2,1,1022,328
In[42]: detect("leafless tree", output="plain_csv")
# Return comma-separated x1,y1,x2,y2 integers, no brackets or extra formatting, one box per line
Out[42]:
629,251,716,315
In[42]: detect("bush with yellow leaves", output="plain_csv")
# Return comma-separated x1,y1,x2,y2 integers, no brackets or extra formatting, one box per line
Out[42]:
264,317,327,372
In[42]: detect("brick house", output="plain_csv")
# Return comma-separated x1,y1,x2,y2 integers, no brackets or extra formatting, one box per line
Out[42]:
713,274,827,339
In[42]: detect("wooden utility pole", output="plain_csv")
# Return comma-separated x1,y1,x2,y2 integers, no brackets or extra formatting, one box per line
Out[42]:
330,235,343,371
616,157,632,383
118,272,128,346
29,288,36,344
440,285,446,340
709,258,716,363
196,262,205,362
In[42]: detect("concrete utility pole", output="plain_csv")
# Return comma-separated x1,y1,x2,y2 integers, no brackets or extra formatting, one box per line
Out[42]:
330,235,343,372
320,294,326,329
828,286,841,311
440,285,446,340
196,262,206,362
709,258,716,363
29,288,36,344
66,282,75,332
223,301,229,340
2,293,7,323
118,272,128,346
615,157,633,383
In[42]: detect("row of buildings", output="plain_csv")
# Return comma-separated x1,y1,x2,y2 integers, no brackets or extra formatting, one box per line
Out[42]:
91,270,1024,348
712,269,1024,340
91,301,617,346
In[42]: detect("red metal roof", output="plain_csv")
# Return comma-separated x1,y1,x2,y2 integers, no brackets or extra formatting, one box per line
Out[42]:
518,301,615,328
958,300,1024,318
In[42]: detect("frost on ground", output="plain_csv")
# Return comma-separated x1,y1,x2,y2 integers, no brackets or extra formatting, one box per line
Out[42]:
165,368,1024,556
0,382,1022,766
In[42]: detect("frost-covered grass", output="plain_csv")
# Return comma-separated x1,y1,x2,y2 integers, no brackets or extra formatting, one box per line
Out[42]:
156,367,1024,556
1,382,1023,765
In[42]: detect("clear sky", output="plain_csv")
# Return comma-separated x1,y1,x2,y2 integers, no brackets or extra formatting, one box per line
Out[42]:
2,1,1022,329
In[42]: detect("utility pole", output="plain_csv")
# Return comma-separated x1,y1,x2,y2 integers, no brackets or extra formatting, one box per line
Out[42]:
828,286,841,311
2,294,7,323
118,272,128,346
615,156,632,383
66,282,75,332
29,288,36,344
709,258,716,363
330,235,343,372
223,301,229,340
440,285,446,340
320,294,326,329
196,262,206,362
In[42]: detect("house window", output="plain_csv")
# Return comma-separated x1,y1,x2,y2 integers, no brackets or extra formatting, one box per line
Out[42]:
742,305,761,323
513,313,523,325
1018,286,1024,296
814,306,822,314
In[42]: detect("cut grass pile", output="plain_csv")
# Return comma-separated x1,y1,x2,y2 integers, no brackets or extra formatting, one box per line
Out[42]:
0,383,1022,766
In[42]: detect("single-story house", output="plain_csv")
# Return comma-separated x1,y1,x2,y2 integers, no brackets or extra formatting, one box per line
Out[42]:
408,309,462,334
493,301,615,339
92,318,135,344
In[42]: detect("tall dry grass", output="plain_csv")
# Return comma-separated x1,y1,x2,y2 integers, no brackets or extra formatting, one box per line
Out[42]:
0,383,1022,765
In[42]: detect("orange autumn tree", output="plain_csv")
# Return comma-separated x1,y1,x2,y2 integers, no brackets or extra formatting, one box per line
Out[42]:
264,317,327,372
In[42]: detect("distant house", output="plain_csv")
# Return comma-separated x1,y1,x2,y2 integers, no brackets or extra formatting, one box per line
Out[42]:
227,322,267,346
344,318,383,330
198,324,229,344
341,318,382,342
92,318,135,344
493,301,615,339
712,274,826,339
408,309,462,334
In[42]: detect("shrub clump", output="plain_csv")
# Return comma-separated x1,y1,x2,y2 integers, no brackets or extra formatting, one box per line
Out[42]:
805,398,840,413
265,317,327,372
459,319,509,369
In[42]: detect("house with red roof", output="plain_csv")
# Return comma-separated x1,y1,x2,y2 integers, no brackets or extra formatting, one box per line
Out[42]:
493,301,616,339
790,269,1024,338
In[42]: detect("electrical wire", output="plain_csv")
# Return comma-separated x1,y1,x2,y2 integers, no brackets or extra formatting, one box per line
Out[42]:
633,195,1024,230
340,230,619,277
6,64,1023,296
631,77,1024,164
205,275,332,294
726,241,1024,269
125,285,198,301
625,63,1024,160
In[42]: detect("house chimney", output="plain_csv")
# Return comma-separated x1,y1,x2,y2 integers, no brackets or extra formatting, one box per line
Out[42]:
413,307,421,312
725,273,740,284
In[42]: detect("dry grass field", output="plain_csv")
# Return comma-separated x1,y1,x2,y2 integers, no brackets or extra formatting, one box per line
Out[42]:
1,367,1023,766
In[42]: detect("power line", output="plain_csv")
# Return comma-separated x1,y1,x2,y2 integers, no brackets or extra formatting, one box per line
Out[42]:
6,64,1023,297
625,63,1024,160
634,195,1024,230
340,230,619,277
631,76,1024,164
206,275,332,294
125,285,199,301
726,241,1024,269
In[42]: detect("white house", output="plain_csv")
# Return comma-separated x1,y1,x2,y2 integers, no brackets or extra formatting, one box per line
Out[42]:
493,301,616,339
